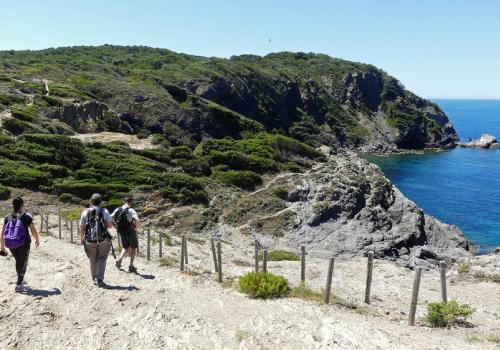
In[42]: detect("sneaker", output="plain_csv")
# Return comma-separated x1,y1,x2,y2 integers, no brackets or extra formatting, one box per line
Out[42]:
97,279,106,288
116,259,122,269
128,265,137,273
15,284,24,293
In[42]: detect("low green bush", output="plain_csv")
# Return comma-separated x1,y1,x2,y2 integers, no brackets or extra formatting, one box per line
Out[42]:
426,301,474,327
160,173,208,204
238,272,290,299
272,186,289,199
212,170,262,190
0,93,26,106
259,250,300,261
52,179,106,199
0,159,51,189
289,283,323,301
0,185,11,200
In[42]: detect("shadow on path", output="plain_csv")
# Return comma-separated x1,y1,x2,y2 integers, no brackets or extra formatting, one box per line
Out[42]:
104,284,140,291
21,288,62,297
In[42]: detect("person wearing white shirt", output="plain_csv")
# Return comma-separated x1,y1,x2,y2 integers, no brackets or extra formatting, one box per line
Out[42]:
111,196,141,273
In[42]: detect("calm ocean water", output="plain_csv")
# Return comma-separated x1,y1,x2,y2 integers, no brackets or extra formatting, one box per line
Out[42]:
367,99,500,252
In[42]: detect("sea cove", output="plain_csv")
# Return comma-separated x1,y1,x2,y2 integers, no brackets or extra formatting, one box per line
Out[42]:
368,99,500,252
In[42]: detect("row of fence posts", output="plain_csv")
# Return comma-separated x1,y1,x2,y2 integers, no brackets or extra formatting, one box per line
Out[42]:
250,239,449,326
14,206,450,326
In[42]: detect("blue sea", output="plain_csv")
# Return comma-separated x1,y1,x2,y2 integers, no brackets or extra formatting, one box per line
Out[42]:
367,99,500,252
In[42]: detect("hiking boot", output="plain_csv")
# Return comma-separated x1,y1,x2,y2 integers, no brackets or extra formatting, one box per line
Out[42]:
116,259,122,269
97,279,106,288
128,265,137,273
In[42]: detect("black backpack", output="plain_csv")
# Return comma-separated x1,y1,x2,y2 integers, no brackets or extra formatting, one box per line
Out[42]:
85,208,108,241
113,207,133,234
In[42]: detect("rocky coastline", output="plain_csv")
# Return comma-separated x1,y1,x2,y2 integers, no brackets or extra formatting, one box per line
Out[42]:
459,133,500,149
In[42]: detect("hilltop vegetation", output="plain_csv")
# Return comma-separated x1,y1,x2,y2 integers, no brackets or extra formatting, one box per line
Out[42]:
0,45,457,205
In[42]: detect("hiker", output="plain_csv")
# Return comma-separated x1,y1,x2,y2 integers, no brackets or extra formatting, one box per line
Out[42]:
80,193,113,288
0,197,40,292
111,196,141,273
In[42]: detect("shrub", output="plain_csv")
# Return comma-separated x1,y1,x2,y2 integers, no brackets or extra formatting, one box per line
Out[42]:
238,272,290,298
213,170,262,190
426,301,474,327
0,159,51,189
0,93,26,106
458,263,470,274
0,185,11,200
52,179,106,199
35,164,69,178
2,117,29,135
289,283,323,301
160,173,208,204
272,186,289,200
260,250,300,261
17,134,85,169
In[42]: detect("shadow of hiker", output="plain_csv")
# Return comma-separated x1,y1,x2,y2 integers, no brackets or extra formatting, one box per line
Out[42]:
135,273,155,280
21,288,62,297
103,284,140,291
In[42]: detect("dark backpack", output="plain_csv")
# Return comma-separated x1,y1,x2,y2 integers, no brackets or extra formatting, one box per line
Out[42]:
85,208,108,241
113,207,133,234
4,213,28,249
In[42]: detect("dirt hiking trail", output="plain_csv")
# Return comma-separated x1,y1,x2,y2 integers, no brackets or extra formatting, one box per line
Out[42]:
0,214,498,350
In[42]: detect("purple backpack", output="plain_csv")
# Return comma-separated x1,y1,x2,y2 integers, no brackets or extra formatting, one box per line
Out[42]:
4,214,27,249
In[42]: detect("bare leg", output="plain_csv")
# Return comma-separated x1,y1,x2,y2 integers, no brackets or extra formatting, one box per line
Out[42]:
129,248,136,267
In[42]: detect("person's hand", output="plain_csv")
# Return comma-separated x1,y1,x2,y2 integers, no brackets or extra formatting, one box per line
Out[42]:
0,250,7,257
35,238,40,248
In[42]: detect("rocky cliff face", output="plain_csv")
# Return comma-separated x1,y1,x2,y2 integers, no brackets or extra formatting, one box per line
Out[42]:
220,153,469,267
180,63,458,152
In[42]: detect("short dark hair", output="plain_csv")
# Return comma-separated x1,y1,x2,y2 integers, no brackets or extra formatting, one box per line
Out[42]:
90,193,102,206
12,197,24,213
123,196,133,204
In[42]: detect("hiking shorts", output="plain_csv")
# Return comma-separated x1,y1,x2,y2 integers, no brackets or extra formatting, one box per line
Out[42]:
119,230,138,249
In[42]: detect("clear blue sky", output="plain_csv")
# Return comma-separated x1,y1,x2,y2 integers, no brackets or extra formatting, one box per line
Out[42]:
2,0,499,99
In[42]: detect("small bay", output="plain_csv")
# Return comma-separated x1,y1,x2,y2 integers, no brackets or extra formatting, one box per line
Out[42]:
367,99,500,252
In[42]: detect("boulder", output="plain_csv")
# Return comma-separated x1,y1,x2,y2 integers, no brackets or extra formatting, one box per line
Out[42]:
461,133,498,148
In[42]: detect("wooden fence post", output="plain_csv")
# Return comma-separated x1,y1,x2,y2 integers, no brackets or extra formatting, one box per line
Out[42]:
158,231,162,258
58,208,62,239
180,235,185,272
439,261,448,303
254,239,259,273
324,257,335,304
300,245,306,283
146,224,151,261
70,220,74,243
211,238,218,272
365,251,374,304
183,235,188,264
408,266,423,326
263,249,268,273
217,241,222,283
39,211,44,233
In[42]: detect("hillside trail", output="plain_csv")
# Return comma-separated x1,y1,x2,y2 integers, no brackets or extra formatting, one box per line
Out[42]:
0,215,498,350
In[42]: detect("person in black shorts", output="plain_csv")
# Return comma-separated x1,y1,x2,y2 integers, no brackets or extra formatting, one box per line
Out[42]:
0,197,40,292
111,196,141,273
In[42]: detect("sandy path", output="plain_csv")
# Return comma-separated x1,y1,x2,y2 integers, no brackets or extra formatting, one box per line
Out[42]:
0,216,498,350
71,132,155,149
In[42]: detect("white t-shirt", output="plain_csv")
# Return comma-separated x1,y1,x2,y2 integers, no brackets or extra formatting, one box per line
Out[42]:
111,204,139,223
80,206,113,226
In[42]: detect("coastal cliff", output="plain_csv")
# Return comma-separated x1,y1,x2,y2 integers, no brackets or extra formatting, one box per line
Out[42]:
0,46,468,265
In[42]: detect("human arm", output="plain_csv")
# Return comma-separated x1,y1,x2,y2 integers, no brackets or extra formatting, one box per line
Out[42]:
130,209,141,228
0,222,5,254
79,210,87,244
29,222,40,247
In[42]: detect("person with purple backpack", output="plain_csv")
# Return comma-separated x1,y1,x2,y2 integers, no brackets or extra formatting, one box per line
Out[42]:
0,197,40,292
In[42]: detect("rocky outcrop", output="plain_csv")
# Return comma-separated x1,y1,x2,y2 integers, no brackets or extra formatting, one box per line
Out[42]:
224,153,469,267
48,101,107,133
460,134,499,148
